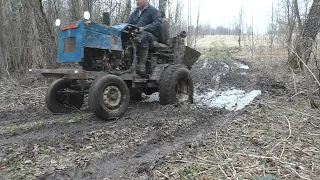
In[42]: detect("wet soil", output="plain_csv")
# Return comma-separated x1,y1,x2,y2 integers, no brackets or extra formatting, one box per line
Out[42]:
0,57,261,179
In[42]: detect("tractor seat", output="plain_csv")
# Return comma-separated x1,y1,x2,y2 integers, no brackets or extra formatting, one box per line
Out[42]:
150,17,170,51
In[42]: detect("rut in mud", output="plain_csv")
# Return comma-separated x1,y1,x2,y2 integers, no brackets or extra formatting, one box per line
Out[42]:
0,57,260,179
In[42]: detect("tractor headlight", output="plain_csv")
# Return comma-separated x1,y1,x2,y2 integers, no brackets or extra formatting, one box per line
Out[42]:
55,19,61,27
84,11,90,20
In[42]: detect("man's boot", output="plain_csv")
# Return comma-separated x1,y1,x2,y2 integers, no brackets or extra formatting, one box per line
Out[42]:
137,47,148,75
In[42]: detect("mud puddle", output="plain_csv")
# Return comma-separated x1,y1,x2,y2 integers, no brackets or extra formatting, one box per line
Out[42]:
144,58,261,111
0,57,261,179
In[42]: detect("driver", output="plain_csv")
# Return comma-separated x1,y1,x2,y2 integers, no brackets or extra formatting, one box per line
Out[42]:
126,0,162,75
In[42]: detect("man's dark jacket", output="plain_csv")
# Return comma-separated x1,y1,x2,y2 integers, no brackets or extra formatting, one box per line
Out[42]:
126,4,162,38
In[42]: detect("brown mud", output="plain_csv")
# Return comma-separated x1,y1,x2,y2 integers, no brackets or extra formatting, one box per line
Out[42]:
0,56,270,179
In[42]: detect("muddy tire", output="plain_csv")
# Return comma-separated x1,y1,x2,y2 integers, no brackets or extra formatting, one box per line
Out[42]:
46,79,84,113
159,65,194,105
88,75,130,120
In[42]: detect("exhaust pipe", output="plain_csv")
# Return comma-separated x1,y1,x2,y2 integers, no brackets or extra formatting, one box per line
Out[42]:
103,12,110,26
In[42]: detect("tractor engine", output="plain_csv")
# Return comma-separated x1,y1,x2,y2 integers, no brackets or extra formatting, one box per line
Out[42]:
80,40,134,72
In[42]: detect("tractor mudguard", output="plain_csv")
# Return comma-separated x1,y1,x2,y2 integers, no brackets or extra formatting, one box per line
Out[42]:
183,46,201,68
150,64,169,82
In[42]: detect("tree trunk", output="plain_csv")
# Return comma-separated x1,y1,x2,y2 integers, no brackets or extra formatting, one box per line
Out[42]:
122,0,131,22
187,0,192,46
30,0,56,68
285,0,296,60
293,0,303,33
194,2,200,49
238,6,244,48
69,0,81,21
289,0,320,69
159,0,168,17
83,0,93,14
20,1,33,70
0,0,6,77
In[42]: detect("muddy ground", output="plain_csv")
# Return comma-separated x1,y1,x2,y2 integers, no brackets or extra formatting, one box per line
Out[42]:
1,36,319,179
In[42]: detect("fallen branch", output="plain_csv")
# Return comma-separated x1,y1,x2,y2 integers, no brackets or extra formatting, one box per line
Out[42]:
218,164,230,180
287,166,310,180
269,115,292,156
155,170,169,179
264,102,320,120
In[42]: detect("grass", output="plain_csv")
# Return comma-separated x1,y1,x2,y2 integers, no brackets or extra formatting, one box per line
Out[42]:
152,35,320,179
201,39,238,60
0,115,86,135
179,163,207,179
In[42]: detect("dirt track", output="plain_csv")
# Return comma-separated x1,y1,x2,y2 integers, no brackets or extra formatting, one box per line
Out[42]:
0,54,263,179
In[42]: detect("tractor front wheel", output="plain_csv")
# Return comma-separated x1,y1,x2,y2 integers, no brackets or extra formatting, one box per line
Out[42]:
45,79,84,113
88,75,130,120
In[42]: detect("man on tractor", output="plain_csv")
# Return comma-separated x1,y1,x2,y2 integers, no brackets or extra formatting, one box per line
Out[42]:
126,0,162,75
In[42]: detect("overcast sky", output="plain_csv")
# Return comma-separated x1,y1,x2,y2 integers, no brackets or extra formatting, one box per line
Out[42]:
147,0,273,34
187,0,273,34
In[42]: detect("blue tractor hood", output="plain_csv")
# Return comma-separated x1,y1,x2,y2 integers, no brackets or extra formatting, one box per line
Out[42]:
57,20,133,63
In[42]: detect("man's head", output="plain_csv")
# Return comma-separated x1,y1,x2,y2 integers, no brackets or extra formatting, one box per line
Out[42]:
136,0,148,9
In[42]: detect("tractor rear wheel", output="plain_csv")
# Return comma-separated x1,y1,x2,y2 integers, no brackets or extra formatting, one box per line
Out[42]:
45,79,84,113
88,75,130,120
159,65,194,105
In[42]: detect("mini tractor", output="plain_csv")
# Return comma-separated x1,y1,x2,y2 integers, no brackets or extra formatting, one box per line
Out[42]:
31,12,201,120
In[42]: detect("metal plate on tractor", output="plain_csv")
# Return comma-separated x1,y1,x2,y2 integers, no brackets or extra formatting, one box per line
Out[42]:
63,37,76,53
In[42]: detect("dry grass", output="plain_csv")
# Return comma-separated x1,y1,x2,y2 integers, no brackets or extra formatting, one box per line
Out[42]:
153,35,320,179
153,96,320,179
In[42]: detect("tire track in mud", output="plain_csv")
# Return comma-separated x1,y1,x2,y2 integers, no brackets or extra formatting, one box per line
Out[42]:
0,100,230,179
0,57,257,179
43,106,231,179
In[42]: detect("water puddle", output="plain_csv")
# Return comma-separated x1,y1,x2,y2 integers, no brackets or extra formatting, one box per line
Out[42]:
201,59,208,69
142,89,261,111
142,60,258,111
194,88,261,111
234,62,250,69
142,93,160,103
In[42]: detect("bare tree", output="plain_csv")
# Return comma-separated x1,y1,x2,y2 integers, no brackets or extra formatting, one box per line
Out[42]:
194,1,200,49
159,0,167,16
83,0,94,14
270,0,276,59
20,1,33,69
122,0,131,22
169,0,183,37
289,0,320,69
293,0,303,33
284,0,296,58
0,0,5,76
186,0,193,46
30,0,56,68
69,0,82,21
238,6,244,48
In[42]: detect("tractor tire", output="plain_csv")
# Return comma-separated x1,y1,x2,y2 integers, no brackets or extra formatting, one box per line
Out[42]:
159,65,194,105
88,75,130,120
45,79,84,113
